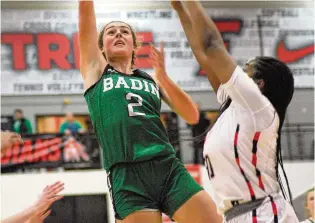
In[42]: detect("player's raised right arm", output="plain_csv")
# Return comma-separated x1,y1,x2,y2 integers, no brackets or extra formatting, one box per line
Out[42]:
172,1,237,86
78,1,107,84
171,1,220,93
173,1,271,114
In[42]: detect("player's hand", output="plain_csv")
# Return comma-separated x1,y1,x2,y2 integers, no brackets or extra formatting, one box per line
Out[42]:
1,131,23,152
171,0,184,10
149,42,167,81
35,181,64,211
36,181,64,206
27,181,64,223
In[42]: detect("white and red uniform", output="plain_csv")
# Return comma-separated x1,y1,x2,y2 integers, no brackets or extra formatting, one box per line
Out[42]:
203,66,298,222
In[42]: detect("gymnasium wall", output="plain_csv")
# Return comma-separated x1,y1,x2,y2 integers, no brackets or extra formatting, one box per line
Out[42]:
2,89,314,163
1,0,314,127
1,1,314,222
1,88,314,127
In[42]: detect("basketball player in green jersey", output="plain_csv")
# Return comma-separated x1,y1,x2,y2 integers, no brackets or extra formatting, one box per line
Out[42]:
79,1,221,223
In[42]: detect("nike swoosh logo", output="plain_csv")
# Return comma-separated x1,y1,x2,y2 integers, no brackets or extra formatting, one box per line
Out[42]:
276,40,314,63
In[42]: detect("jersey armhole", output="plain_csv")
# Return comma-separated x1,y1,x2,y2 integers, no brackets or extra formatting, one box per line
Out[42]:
83,64,110,97
217,84,228,105
255,108,279,132
267,110,278,131
159,88,165,103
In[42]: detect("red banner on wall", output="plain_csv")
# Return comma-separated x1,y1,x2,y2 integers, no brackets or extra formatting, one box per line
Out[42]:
1,9,313,95
1,133,101,173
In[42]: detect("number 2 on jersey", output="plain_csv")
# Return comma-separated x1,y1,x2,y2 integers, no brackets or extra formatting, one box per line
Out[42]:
126,93,145,117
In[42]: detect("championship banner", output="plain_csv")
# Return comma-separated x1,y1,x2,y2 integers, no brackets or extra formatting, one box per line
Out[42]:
1,8,314,95
1,133,102,173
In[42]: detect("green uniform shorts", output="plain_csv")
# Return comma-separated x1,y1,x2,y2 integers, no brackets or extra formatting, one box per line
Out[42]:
107,154,203,220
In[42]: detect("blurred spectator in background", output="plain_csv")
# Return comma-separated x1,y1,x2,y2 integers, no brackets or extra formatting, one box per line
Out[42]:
300,188,314,223
59,112,85,135
13,109,33,135
191,103,210,164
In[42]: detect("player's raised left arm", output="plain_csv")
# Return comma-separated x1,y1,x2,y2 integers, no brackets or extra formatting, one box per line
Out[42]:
149,43,199,125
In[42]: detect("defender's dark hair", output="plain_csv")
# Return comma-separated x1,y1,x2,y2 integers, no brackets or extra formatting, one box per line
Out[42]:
98,21,139,68
220,56,295,204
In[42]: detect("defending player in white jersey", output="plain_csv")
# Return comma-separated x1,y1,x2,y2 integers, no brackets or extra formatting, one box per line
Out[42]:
171,1,299,222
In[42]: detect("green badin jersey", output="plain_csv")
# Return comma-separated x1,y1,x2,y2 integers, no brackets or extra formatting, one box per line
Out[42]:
84,65,175,172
